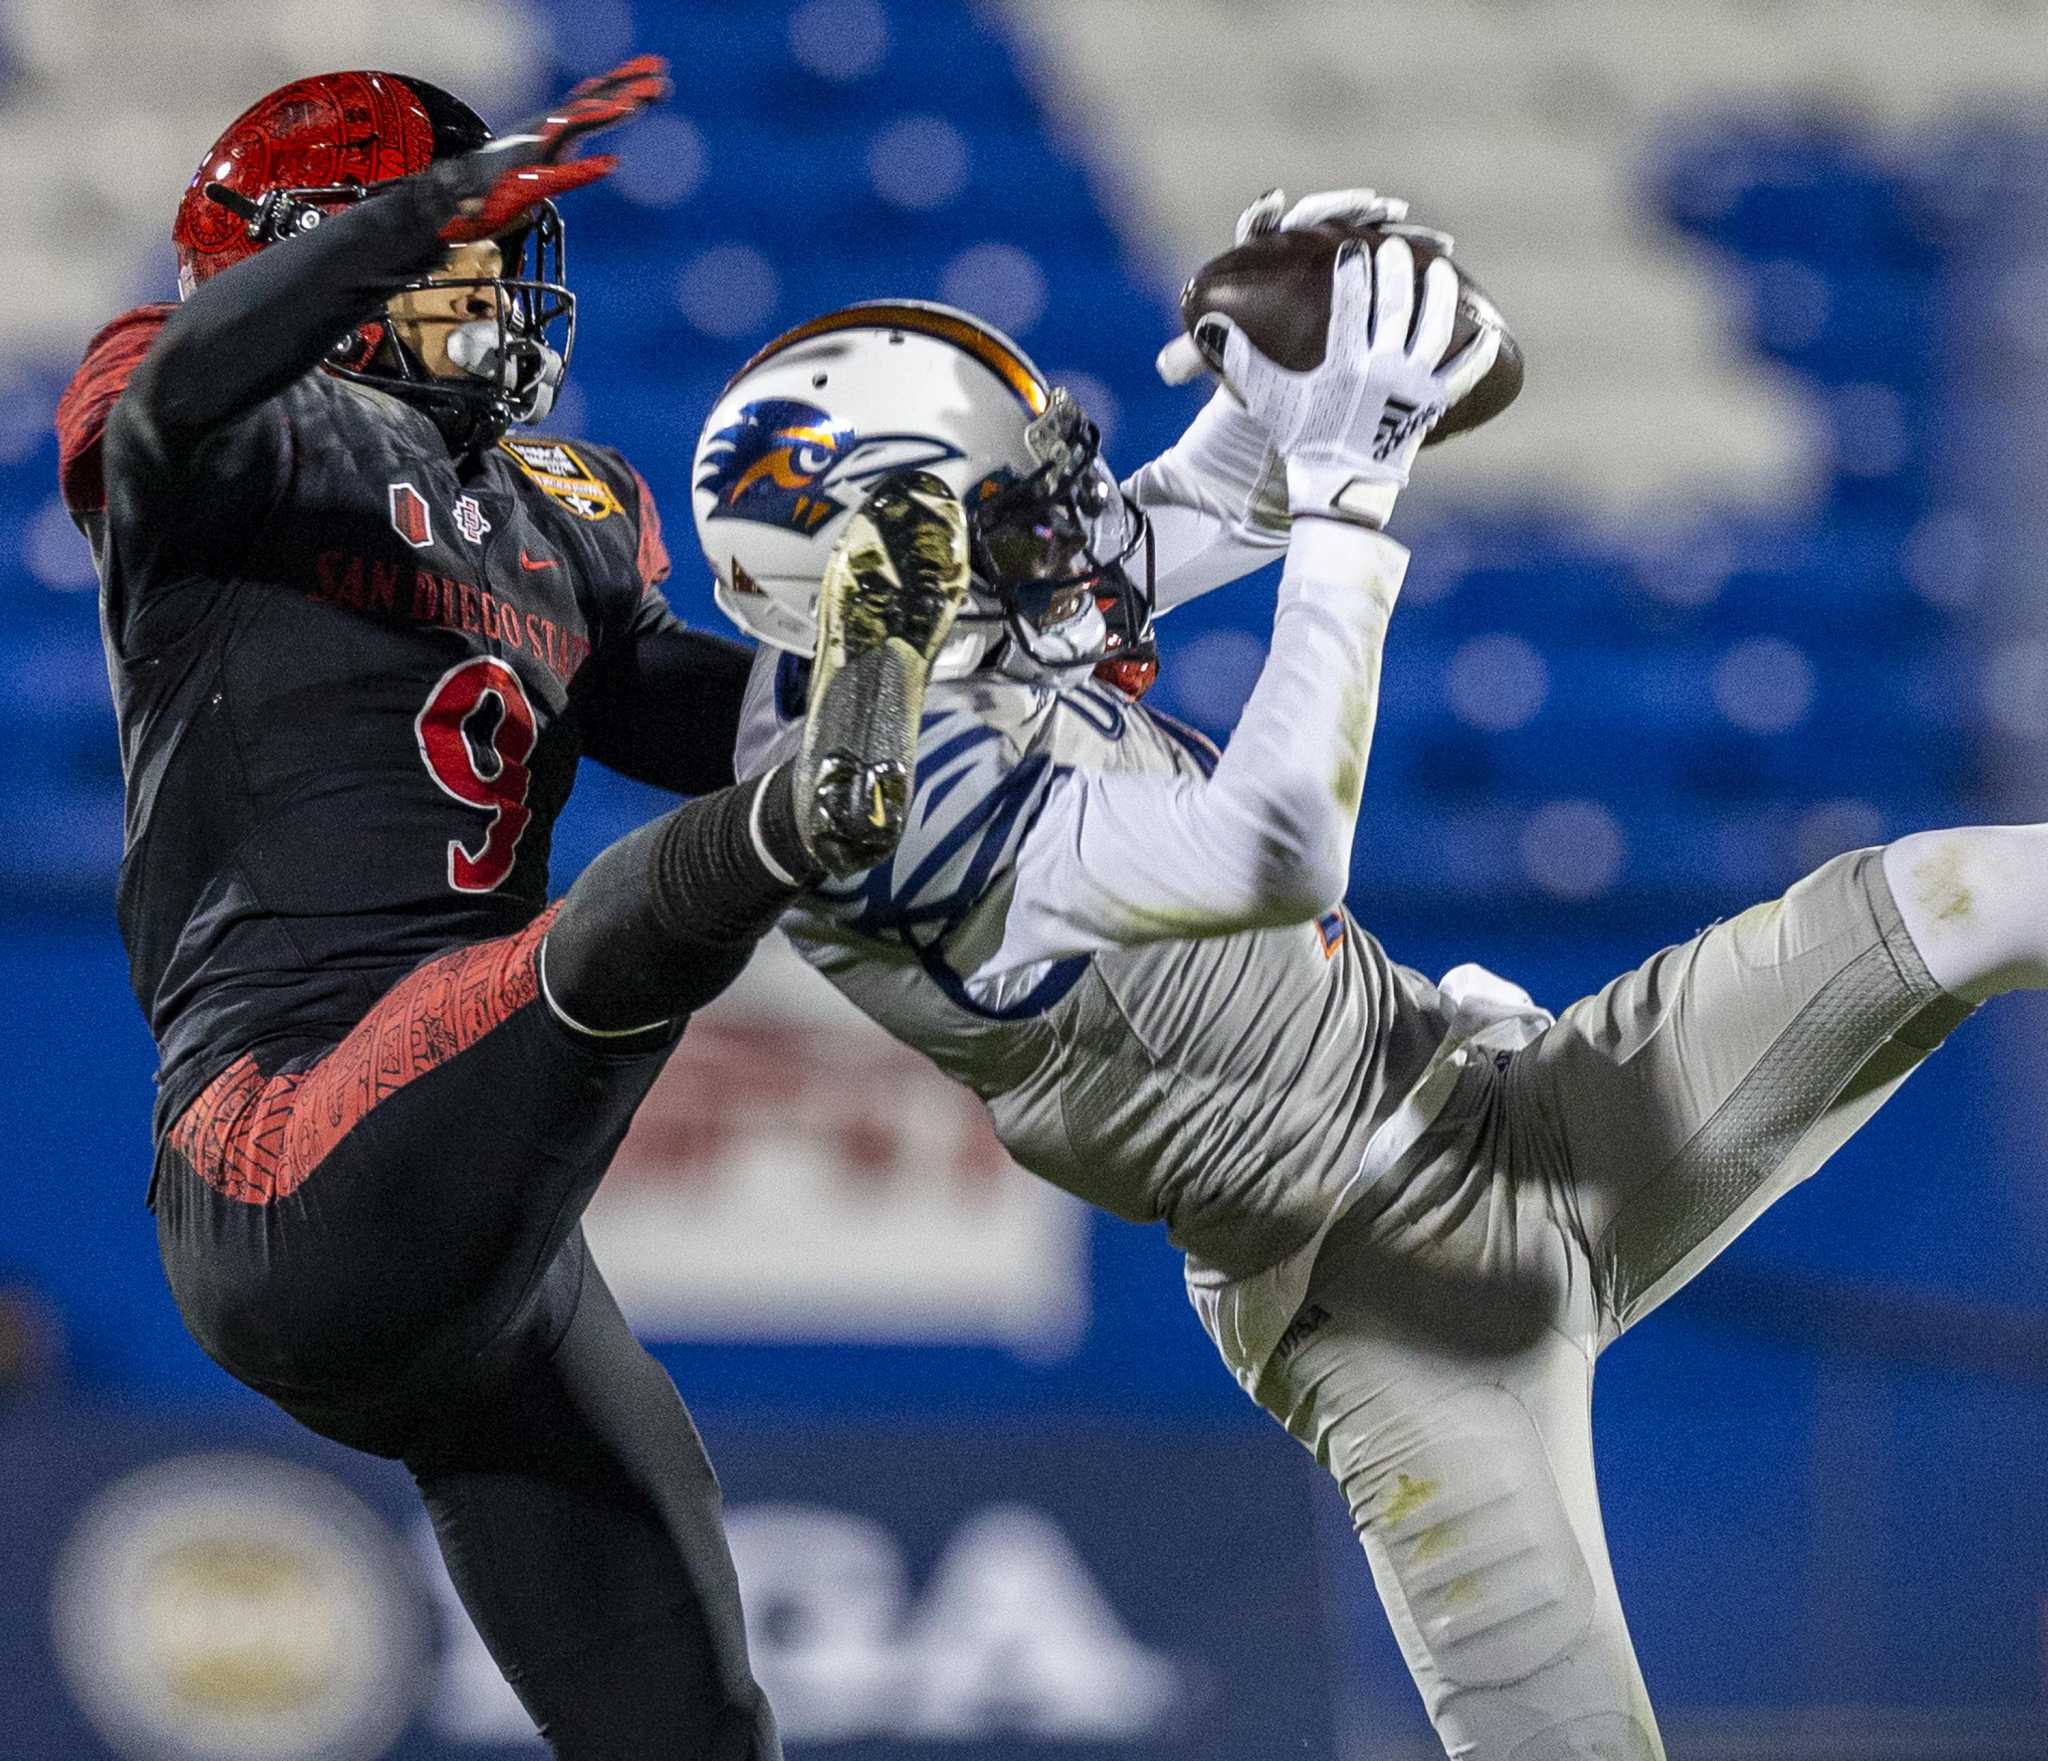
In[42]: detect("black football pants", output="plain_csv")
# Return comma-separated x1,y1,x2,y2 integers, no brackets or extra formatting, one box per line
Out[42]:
155,815,787,1758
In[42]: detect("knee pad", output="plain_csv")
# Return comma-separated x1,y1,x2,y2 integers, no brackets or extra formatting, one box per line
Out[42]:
1344,1385,1595,1692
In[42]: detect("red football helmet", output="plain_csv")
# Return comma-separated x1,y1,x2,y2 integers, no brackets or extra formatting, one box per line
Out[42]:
171,71,574,439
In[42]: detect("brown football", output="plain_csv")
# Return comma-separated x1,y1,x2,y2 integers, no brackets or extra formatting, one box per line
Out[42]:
1179,222,1523,445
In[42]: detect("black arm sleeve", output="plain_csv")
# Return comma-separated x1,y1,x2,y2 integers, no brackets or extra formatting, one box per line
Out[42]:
111,173,466,478
574,613,755,797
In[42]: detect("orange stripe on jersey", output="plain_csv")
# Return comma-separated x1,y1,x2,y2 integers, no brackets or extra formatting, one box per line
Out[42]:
626,462,671,591
731,303,1049,415
169,907,558,1204
57,303,175,514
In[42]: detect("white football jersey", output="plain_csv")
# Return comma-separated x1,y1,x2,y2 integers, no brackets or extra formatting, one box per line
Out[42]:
733,406,1549,1380
738,648,1461,1276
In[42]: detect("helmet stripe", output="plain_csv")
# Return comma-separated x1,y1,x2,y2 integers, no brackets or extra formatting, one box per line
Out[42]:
729,303,1048,416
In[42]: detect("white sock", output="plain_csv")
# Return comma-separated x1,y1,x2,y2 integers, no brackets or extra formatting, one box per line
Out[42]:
1881,825,2048,1002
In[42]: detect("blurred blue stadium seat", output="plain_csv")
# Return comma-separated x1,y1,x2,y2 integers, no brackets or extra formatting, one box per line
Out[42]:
1,24,1989,949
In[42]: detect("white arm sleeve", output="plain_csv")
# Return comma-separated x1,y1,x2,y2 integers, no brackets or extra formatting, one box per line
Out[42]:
976,519,1405,983
1125,388,1289,614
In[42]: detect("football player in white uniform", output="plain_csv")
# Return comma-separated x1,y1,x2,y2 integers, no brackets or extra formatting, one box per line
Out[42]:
692,193,2041,1760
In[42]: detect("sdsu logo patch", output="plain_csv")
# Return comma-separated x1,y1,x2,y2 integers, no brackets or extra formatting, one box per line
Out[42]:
452,493,491,545
498,438,624,521
698,398,961,535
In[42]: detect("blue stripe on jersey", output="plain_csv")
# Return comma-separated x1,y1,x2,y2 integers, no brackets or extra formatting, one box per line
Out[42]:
773,651,810,722
915,945,1088,1021
918,722,1004,821
851,754,1050,933
1146,706,1222,778
1058,683,1128,742
838,748,1085,1022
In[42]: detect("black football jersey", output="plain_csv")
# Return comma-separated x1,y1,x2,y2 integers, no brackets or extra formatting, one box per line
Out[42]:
61,307,681,1135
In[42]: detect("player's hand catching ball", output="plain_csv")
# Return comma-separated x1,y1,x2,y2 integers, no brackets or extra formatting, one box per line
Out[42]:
1214,235,1499,529
1158,185,1450,386
435,54,672,244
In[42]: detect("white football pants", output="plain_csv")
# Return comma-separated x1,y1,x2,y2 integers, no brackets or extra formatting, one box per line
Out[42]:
1249,848,1975,1759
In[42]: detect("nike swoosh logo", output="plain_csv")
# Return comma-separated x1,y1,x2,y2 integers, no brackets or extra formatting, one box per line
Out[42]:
520,550,558,572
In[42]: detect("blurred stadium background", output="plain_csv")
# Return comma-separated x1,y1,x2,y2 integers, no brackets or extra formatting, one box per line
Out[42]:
5,0,2048,1756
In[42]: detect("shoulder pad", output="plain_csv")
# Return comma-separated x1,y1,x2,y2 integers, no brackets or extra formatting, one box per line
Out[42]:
57,304,174,513
819,685,1092,1019
742,665,1058,946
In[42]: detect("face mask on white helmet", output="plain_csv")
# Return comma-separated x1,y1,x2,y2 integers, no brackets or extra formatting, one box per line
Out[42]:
690,301,1154,683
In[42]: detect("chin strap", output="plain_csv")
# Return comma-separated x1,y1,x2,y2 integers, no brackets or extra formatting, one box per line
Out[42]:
446,318,564,422
327,318,387,374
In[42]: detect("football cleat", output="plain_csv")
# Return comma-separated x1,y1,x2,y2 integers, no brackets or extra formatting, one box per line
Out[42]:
795,470,970,874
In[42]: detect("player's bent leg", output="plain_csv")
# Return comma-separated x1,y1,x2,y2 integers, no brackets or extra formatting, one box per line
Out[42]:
153,912,678,1418
539,766,815,1039
538,467,970,1039
1882,823,2048,1003
1517,847,1975,1344
155,926,779,1756
405,1237,778,1761
1257,1214,1662,1761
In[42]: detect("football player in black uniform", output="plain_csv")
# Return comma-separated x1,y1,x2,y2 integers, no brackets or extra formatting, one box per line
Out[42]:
56,62,968,1760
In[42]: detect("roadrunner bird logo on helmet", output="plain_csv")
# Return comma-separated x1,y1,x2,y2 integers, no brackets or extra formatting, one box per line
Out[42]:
697,398,962,536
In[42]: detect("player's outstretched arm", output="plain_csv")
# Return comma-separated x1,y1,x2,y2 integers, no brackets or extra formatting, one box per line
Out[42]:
984,518,1406,970
1123,388,1290,614
111,57,668,482
978,239,1495,977
116,178,470,480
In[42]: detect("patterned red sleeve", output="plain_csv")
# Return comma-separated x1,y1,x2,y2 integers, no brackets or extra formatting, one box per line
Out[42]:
170,908,557,1205
55,304,175,514
629,462,672,593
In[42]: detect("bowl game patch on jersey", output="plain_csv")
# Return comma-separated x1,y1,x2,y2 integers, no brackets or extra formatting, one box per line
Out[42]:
497,437,624,520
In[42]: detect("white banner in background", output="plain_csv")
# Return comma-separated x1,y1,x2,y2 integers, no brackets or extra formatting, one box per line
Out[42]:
584,935,1089,1357
420,1503,1185,1748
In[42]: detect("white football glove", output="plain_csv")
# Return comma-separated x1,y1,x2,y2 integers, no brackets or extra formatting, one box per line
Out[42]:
1213,234,1499,528
1235,185,1455,251
1158,184,1456,386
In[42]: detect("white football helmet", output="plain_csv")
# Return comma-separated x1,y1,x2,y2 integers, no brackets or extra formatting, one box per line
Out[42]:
691,300,1152,680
